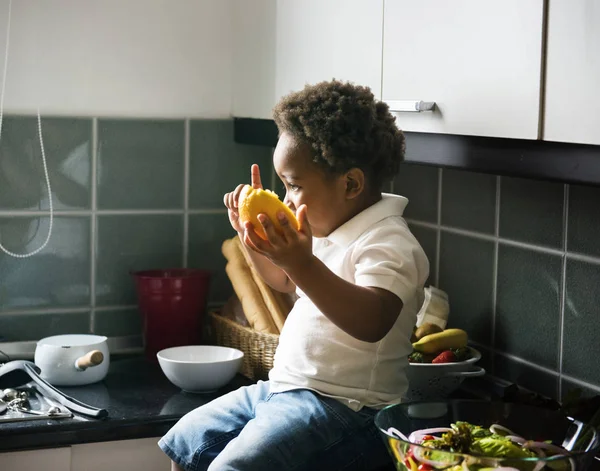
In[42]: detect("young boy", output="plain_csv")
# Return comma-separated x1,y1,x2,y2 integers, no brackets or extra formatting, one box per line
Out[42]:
158,80,429,471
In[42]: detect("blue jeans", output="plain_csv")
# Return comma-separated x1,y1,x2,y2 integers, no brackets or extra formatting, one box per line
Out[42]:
158,380,392,471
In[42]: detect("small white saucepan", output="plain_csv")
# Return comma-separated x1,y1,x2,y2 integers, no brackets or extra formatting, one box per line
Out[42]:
34,334,110,386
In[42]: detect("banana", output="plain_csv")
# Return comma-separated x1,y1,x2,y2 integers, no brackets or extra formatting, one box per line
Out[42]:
411,328,468,354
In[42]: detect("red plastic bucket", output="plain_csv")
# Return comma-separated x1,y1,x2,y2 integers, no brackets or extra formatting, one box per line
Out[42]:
131,269,211,362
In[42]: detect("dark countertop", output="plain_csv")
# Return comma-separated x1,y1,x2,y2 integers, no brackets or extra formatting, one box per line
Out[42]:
0,356,496,453
0,356,252,452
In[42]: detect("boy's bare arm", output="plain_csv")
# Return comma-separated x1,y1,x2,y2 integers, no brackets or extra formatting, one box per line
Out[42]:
287,255,403,343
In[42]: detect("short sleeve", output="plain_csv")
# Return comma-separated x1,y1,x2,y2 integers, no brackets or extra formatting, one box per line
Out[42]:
351,224,429,305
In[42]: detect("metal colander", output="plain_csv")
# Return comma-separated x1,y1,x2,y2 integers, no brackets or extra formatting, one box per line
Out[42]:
404,347,485,401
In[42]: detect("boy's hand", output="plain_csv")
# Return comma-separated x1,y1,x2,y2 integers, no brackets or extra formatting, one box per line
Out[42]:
223,164,263,233
243,204,314,274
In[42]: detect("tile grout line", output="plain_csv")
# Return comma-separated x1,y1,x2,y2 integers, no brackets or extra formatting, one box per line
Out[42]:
434,168,442,287
94,304,138,312
491,176,501,375
473,341,579,385
0,210,180,216
561,373,600,394
494,349,561,378
0,304,138,317
0,306,93,317
89,117,98,333
0,209,229,216
566,251,600,266
183,119,190,268
404,218,600,262
188,209,228,215
557,183,569,399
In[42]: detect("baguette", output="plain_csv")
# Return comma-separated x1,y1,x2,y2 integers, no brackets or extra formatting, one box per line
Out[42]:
230,237,289,332
224,260,278,334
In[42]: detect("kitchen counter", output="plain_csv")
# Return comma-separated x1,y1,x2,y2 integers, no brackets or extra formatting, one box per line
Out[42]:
0,356,498,454
0,356,252,452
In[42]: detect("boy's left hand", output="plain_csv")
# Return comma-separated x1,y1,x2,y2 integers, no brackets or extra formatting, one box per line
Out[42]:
243,204,313,274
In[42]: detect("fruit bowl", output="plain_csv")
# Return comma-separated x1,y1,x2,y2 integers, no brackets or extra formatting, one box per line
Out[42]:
405,347,485,401
375,399,600,471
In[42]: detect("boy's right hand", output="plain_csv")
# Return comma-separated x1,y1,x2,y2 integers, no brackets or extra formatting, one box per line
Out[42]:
223,164,263,233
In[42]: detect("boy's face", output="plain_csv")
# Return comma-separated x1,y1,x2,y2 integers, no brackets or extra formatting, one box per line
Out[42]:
273,133,351,238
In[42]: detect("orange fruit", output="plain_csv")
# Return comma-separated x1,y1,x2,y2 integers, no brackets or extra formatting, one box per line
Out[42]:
238,185,299,240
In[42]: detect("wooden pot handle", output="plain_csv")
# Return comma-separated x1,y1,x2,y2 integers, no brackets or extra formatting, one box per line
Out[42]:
75,350,104,370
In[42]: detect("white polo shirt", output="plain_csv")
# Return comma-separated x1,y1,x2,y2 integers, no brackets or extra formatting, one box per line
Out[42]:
269,194,430,411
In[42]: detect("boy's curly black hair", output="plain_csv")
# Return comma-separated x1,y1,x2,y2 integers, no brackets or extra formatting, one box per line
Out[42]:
272,80,405,189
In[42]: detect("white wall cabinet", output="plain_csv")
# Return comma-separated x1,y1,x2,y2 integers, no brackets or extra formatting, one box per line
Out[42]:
0,447,71,471
4,0,232,118
71,437,169,471
275,0,384,103
0,437,167,471
543,0,600,145
382,0,544,139
232,0,277,119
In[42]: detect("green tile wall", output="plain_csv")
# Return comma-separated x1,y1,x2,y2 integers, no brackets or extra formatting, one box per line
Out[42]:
0,117,272,344
394,163,600,400
3,118,600,403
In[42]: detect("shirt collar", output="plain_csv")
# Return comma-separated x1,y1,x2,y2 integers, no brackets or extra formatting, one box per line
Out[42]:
323,193,408,248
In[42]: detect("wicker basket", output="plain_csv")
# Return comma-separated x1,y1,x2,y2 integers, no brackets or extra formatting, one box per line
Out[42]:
208,310,279,381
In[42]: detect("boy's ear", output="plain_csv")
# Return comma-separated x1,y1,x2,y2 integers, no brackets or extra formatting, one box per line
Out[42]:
344,168,364,199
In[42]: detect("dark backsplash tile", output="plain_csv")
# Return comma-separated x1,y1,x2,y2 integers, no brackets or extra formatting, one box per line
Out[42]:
568,184,600,258
93,308,142,337
441,169,497,233
495,244,562,370
499,177,564,248
472,345,494,375
0,116,92,211
188,213,237,304
561,378,600,401
0,216,91,311
0,311,91,342
408,224,437,286
1,113,598,400
394,163,438,223
562,259,600,386
189,120,273,209
95,214,184,306
438,232,494,345
494,353,559,400
97,119,185,210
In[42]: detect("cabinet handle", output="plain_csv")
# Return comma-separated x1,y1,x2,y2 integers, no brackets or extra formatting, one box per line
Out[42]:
386,100,436,112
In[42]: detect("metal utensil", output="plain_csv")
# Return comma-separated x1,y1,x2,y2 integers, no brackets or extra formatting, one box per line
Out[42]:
0,360,108,417
2,388,26,401
10,404,62,416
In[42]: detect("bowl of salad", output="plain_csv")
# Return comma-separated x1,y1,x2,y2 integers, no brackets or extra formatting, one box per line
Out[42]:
375,399,600,471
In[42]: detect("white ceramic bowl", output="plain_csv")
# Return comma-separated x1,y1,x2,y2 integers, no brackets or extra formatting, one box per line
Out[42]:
157,345,244,393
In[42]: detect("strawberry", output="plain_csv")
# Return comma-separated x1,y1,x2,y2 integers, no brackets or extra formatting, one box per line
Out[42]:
432,349,457,364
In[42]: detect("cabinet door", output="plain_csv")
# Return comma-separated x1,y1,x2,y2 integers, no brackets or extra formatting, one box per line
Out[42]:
0,447,71,471
382,0,544,139
544,0,600,145
275,0,384,101
71,437,169,471
232,0,277,119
